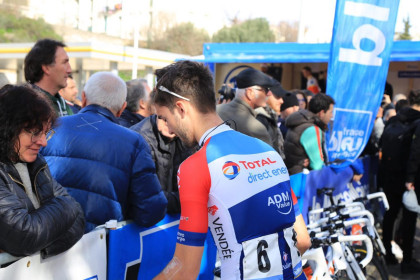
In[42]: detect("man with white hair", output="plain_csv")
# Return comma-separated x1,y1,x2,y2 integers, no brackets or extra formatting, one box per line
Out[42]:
41,72,167,232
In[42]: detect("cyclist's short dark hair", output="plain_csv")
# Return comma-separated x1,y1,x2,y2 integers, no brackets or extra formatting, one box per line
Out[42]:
408,89,420,106
24,39,66,83
308,93,335,114
0,84,57,163
154,60,216,113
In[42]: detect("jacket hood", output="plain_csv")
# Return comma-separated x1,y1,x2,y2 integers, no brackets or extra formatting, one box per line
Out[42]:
255,106,270,118
285,110,317,129
256,106,277,119
398,107,420,123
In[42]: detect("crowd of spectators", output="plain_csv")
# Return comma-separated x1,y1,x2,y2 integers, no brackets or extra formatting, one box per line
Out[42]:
1,38,419,275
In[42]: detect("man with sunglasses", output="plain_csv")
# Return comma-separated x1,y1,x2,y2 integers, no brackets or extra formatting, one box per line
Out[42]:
217,68,276,146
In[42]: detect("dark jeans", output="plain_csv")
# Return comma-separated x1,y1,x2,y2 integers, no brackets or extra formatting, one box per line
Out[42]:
382,189,403,256
401,187,420,263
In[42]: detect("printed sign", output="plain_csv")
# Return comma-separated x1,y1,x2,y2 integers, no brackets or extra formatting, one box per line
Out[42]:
0,229,106,280
326,0,400,166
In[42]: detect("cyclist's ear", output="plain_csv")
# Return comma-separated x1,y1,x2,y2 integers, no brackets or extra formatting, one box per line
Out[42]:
174,100,188,119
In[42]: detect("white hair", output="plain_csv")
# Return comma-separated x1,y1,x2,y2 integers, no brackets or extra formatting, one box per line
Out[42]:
83,72,127,112
235,88,246,98
393,93,407,104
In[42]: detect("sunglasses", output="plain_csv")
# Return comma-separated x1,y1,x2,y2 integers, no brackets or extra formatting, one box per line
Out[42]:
250,87,270,94
158,86,190,102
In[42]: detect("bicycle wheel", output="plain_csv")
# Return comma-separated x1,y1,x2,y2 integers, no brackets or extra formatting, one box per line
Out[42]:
363,254,389,280
351,244,388,280
335,270,352,280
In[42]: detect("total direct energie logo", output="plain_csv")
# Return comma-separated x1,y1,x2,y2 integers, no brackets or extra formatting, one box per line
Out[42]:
222,161,240,180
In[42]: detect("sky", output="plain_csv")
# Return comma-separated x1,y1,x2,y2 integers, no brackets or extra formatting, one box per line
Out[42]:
151,0,420,42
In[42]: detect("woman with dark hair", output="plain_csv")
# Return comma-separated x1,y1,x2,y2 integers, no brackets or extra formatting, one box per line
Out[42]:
292,89,309,110
0,85,85,258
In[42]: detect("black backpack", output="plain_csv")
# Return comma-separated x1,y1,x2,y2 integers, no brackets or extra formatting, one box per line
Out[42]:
380,117,420,173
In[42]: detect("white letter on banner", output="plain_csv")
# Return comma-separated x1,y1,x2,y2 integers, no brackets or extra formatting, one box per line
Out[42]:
343,1,389,21
338,24,386,66
328,131,339,152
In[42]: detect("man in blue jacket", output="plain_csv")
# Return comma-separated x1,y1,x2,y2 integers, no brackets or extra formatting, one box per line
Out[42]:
41,71,167,232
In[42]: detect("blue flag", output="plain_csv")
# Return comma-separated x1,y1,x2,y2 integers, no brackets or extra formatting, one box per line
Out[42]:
326,0,400,166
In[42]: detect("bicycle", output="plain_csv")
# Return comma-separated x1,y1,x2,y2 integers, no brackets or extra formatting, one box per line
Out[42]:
302,187,389,280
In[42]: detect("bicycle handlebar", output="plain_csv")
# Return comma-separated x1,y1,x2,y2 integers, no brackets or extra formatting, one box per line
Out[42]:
309,217,375,241
308,201,365,219
353,192,389,211
338,234,373,268
368,192,389,210
347,210,374,226
311,234,373,268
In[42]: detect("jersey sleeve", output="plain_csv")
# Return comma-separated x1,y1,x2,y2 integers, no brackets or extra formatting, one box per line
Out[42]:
176,148,211,247
300,126,325,170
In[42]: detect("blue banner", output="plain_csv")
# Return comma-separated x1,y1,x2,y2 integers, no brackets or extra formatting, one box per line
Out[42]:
326,0,400,166
290,157,372,223
107,214,217,280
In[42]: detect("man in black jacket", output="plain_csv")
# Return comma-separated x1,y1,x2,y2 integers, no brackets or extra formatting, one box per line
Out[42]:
130,114,195,213
119,79,152,128
400,90,420,273
256,80,287,159
380,89,420,273
130,69,196,213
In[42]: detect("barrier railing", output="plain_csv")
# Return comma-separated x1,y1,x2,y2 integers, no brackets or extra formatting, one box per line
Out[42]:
0,156,379,279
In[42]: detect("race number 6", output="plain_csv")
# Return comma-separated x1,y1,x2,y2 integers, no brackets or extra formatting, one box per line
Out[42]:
242,233,283,279
257,240,271,272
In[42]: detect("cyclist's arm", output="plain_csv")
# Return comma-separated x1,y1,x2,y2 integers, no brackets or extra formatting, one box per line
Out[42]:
290,189,311,255
154,244,204,280
155,150,210,279
294,214,311,255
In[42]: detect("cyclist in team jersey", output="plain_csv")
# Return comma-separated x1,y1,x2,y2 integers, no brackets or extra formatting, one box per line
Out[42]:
153,60,310,280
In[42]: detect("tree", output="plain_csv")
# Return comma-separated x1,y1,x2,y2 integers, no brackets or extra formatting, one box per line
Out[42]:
212,18,275,43
273,21,299,42
149,22,210,56
398,16,412,41
0,8,62,43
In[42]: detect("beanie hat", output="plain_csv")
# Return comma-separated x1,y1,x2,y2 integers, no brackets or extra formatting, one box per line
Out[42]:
281,92,299,112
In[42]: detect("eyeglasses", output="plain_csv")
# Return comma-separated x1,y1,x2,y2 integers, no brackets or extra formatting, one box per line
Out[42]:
250,87,270,94
158,86,190,102
25,129,55,142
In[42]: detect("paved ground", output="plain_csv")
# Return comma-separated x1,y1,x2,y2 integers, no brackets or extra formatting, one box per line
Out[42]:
388,217,420,279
